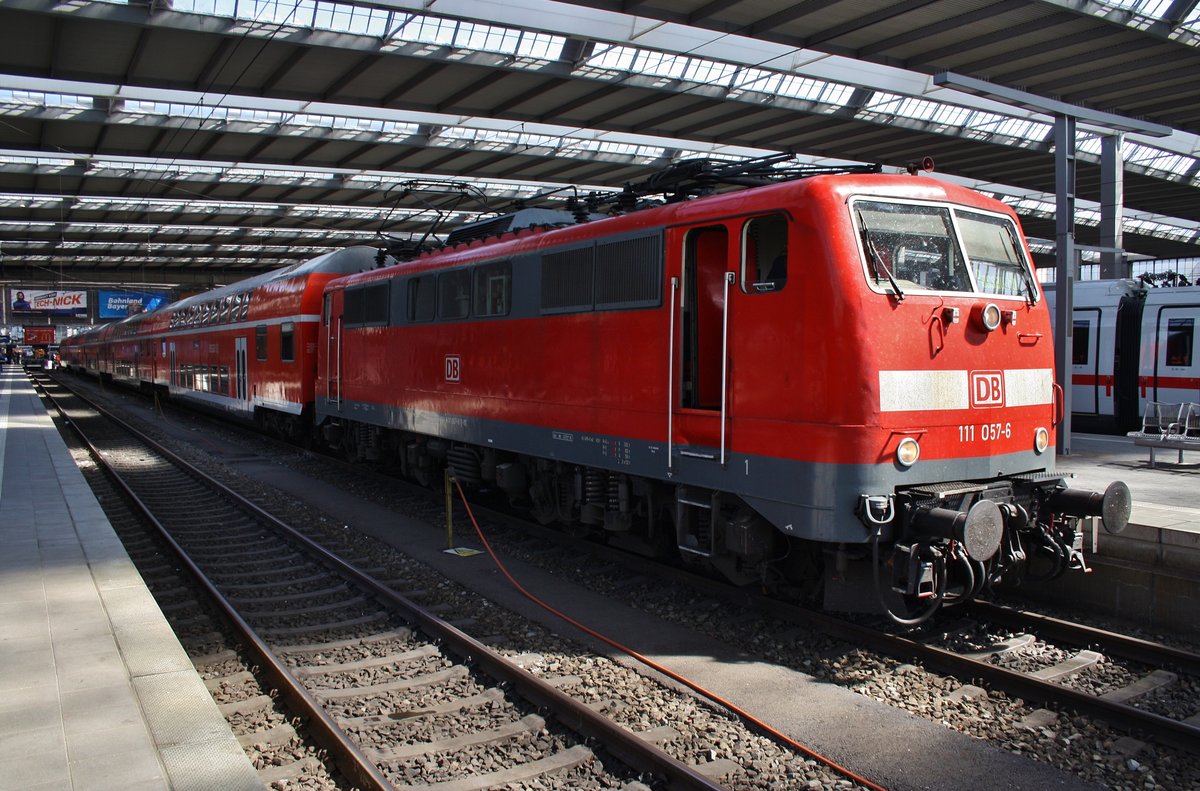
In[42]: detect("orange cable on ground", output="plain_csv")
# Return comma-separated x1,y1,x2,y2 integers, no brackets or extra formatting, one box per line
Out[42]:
450,478,888,791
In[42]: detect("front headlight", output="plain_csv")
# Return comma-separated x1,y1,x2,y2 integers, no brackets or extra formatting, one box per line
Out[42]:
896,437,921,467
973,302,1002,332
1034,426,1050,454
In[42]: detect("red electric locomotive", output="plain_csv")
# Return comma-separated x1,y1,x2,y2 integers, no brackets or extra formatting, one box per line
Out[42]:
64,246,377,436
313,160,1130,622
59,158,1131,622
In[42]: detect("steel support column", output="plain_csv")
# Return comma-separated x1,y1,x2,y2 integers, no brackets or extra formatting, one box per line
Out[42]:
1055,115,1076,456
1100,134,1125,279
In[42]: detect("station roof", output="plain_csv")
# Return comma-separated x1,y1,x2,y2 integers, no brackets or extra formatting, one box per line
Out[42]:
0,0,1197,286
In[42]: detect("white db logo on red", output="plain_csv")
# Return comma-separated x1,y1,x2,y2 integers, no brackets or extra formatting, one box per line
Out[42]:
444,355,461,382
970,370,1004,408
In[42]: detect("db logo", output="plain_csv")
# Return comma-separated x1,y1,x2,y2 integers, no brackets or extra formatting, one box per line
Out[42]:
444,355,461,383
970,370,1004,408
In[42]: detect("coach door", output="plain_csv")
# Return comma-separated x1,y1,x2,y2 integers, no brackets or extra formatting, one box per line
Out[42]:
235,337,248,403
672,224,734,465
1151,305,1199,404
325,292,342,409
168,343,177,389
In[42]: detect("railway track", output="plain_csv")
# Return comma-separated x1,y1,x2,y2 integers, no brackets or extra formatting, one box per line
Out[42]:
507,528,1200,753
45,368,1200,788
565,531,1200,753
417,478,1200,754
33,371,739,791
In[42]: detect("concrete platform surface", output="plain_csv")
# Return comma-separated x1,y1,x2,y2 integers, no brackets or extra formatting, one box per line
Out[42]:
1059,432,1199,536
0,365,263,791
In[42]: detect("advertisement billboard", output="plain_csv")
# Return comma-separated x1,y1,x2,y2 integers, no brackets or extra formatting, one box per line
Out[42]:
23,326,56,345
9,288,88,317
98,290,169,319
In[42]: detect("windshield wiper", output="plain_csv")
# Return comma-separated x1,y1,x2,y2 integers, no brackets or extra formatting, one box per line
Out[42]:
857,212,904,302
1005,224,1038,304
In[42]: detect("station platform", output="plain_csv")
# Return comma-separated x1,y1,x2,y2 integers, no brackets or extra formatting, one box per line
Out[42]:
1022,433,1199,633
0,365,263,791
1059,432,1200,537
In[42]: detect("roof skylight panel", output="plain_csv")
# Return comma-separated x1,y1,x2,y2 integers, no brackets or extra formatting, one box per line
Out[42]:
1069,0,1198,42
1126,218,1198,241
971,114,1044,142
1124,142,1194,177
0,89,93,118
383,13,564,60
1183,5,1200,32
0,195,63,208
0,153,75,168
689,59,739,86
860,92,982,131
313,1,390,36
1085,0,1174,25
0,220,56,230
288,203,394,219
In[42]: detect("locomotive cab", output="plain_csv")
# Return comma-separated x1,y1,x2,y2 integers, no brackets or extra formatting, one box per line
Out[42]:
825,184,1132,623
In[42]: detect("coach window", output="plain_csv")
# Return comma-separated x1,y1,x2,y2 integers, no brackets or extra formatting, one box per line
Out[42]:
255,325,268,361
280,322,295,362
1072,320,1091,365
742,214,788,293
473,261,511,317
438,269,471,320
408,276,435,322
1167,318,1194,367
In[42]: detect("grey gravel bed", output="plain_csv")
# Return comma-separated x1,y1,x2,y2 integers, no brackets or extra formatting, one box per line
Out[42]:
83,397,877,790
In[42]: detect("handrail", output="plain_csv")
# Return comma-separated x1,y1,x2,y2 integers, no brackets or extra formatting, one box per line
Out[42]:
334,316,343,409
720,271,734,466
667,276,678,471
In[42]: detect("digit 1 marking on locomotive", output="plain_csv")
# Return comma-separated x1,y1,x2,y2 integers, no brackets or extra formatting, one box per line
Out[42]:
445,354,461,382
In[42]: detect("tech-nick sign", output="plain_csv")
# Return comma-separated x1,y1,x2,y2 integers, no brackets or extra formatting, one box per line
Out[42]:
9,288,89,318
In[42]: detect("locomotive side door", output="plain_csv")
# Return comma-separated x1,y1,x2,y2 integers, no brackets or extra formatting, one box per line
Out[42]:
672,223,734,462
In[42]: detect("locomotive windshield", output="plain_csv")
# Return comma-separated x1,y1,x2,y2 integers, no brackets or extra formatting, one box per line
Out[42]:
855,200,1036,301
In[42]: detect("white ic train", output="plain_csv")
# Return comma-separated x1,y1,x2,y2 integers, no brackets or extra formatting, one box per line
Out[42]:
1046,280,1199,431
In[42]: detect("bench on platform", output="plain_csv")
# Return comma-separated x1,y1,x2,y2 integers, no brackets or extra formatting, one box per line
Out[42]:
1126,402,1200,468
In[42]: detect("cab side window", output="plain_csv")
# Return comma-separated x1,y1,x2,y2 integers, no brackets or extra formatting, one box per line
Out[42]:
742,214,788,293
438,270,471,320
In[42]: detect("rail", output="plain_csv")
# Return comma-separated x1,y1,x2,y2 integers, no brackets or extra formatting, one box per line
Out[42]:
37,371,729,791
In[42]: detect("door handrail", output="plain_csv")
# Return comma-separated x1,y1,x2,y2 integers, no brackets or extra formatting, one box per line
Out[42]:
335,317,343,409
667,276,679,471
720,271,734,466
